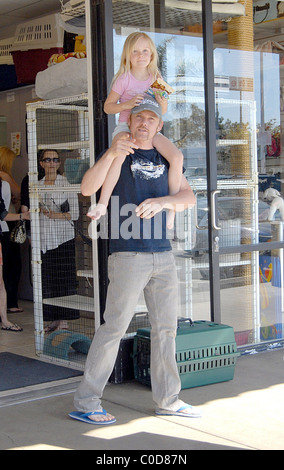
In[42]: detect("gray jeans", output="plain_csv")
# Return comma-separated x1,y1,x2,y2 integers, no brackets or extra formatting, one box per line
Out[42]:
74,251,184,412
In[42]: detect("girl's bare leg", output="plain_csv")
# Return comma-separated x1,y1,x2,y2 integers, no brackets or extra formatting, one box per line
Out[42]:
87,132,130,221
153,134,184,229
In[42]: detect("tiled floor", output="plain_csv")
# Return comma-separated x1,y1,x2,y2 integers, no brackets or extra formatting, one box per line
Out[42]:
1,346,284,450
1,302,284,450
0,300,37,359
0,300,95,365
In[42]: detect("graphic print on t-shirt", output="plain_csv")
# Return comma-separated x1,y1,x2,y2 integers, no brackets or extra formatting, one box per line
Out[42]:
131,159,166,180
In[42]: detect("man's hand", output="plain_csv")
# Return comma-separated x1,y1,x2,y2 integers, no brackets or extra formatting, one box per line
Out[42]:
81,134,138,196
135,197,165,219
135,177,196,220
110,133,138,160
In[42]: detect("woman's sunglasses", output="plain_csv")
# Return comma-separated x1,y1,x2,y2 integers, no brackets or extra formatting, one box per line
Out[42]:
42,158,60,163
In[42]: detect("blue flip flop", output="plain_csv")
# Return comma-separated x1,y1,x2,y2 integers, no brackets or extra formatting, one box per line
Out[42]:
156,404,202,418
69,409,116,425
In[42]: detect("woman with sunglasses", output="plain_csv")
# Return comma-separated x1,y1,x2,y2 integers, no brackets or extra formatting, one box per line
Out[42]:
38,150,80,333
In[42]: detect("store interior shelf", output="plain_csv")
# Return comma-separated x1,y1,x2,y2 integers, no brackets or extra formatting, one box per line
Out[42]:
77,269,93,278
43,294,95,312
33,184,82,192
217,139,248,146
77,270,148,313
191,259,251,269
38,141,89,150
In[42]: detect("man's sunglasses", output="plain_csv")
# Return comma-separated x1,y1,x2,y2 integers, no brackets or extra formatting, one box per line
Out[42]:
42,158,60,163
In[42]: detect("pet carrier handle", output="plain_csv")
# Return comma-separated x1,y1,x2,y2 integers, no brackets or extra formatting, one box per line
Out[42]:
211,190,221,231
178,318,194,328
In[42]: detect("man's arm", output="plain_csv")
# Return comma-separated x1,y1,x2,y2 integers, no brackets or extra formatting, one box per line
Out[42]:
135,175,196,219
81,136,138,196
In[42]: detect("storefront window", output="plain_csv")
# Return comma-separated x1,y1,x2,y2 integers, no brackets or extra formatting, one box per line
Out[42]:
211,0,284,345
111,2,211,325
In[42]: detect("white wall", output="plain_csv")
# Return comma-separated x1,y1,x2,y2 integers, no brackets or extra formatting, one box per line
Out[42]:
0,85,35,184
0,85,36,301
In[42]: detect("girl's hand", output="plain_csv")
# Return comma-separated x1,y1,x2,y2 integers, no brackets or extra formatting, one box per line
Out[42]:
126,94,144,110
154,92,167,104
154,92,168,113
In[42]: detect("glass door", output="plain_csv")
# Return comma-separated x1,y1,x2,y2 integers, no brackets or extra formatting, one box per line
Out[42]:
212,0,284,346
105,0,272,345
109,0,213,330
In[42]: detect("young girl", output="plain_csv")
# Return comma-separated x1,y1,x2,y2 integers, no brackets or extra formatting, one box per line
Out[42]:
88,32,183,229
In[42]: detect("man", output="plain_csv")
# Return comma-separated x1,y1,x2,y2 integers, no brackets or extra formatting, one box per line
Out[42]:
69,95,201,425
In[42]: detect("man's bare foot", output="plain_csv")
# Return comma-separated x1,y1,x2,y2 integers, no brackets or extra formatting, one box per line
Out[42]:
88,411,116,423
156,403,202,418
69,409,116,425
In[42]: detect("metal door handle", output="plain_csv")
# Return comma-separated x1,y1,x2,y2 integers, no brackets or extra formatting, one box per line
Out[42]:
211,190,221,230
195,191,207,230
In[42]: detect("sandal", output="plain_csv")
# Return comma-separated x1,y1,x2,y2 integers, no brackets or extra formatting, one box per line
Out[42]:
156,404,202,418
1,323,23,332
7,308,24,313
69,410,116,425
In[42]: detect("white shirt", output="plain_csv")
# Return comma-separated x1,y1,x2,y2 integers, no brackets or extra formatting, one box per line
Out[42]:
0,180,11,233
39,175,79,254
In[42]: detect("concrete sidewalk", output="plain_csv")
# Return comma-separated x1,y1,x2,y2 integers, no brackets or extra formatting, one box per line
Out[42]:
0,347,283,450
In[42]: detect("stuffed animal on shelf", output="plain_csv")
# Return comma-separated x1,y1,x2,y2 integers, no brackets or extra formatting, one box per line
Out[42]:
263,187,284,221
74,35,86,52
48,51,86,67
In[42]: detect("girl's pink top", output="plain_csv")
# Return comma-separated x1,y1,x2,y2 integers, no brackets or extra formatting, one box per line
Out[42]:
112,72,153,122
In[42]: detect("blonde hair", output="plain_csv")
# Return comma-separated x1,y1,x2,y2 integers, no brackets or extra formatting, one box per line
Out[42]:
0,146,16,176
113,32,160,85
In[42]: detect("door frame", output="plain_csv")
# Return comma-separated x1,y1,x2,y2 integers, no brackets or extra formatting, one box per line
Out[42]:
202,0,221,322
87,0,222,325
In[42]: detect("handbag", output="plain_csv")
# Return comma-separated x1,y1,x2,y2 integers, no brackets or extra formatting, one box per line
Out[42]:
10,220,27,244
60,200,70,213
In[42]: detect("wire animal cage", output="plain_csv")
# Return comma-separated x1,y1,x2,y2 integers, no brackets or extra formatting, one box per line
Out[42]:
26,93,99,369
26,93,151,370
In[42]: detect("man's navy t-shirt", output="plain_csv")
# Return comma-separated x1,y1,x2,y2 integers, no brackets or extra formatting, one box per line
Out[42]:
103,147,172,253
